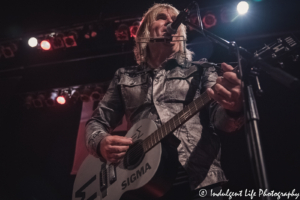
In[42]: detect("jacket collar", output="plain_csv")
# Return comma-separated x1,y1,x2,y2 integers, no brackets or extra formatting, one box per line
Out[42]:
143,58,190,72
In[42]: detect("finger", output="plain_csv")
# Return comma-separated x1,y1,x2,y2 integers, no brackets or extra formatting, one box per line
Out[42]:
210,89,229,104
214,84,231,101
216,76,236,90
208,84,231,101
218,100,235,110
206,88,215,100
107,145,129,153
221,62,234,72
212,92,234,107
223,72,241,85
111,152,126,159
207,88,228,104
108,136,133,145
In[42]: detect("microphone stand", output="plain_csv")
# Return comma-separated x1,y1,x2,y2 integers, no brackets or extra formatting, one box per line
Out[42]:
185,20,300,200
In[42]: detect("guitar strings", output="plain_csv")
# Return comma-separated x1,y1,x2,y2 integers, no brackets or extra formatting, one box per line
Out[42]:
127,92,210,160
124,92,211,163
122,65,241,164
126,92,211,161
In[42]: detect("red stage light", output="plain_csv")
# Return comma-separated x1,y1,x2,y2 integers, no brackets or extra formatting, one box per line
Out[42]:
63,34,77,48
41,40,51,50
129,21,140,38
51,37,65,49
91,31,97,37
56,96,66,104
202,13,217,29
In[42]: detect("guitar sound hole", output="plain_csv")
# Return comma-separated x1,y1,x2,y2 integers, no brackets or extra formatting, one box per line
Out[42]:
123,140,144,170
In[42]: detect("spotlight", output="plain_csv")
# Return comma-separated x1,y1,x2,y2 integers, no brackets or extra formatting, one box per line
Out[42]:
129,21,140,38
91,87,104,101
33,94,45,108
63,32,78,47
1,45,16,58
115,24,129,41
56,96,66,105
56,90,69,105
84,24,98,39
202,13,217,29
40,40,51,50
28,37,38,47
237,1,249,15
50,35,65,49
91,31,97,38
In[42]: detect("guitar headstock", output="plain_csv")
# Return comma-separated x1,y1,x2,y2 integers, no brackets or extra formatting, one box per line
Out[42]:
254,35,299,62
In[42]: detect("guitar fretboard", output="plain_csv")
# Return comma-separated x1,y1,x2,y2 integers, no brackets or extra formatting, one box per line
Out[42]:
142,91,212,152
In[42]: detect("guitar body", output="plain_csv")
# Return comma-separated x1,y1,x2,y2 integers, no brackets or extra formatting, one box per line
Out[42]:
72,119,179,200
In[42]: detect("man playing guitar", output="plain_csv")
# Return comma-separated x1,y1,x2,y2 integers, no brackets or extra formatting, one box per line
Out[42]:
85,3,243,200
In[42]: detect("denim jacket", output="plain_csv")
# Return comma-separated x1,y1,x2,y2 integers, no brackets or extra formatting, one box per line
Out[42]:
85,59,244,190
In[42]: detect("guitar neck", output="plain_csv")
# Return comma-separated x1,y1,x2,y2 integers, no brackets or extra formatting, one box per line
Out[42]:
142,34,300,152
142,91,213,152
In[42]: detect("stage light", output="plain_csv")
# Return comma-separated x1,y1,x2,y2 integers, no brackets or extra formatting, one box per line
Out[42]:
202,13,217,29
115,24,129,41
28,37,38,47
129,21,140,38
83,24,98,39
91,87,104,101
1,46,15,58
33,94,45,108
56,89,70,105
56,96,66,105
84,31,97,39
41,40,51,50
237,1,249,15
91,31,97,37
63,32,78,48
51,36,65,49
64,36,75,46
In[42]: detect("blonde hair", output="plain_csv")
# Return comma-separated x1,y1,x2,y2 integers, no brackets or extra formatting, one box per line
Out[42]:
134,3,193,65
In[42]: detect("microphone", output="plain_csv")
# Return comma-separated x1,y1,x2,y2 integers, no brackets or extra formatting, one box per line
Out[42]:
166,10,189,34
166,2,195,34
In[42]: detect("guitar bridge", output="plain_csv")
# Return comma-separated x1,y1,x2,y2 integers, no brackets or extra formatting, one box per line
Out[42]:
99,163,107,198
109,164,117,184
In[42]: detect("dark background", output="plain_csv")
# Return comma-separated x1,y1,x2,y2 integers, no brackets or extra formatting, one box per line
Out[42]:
1,0,300,199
